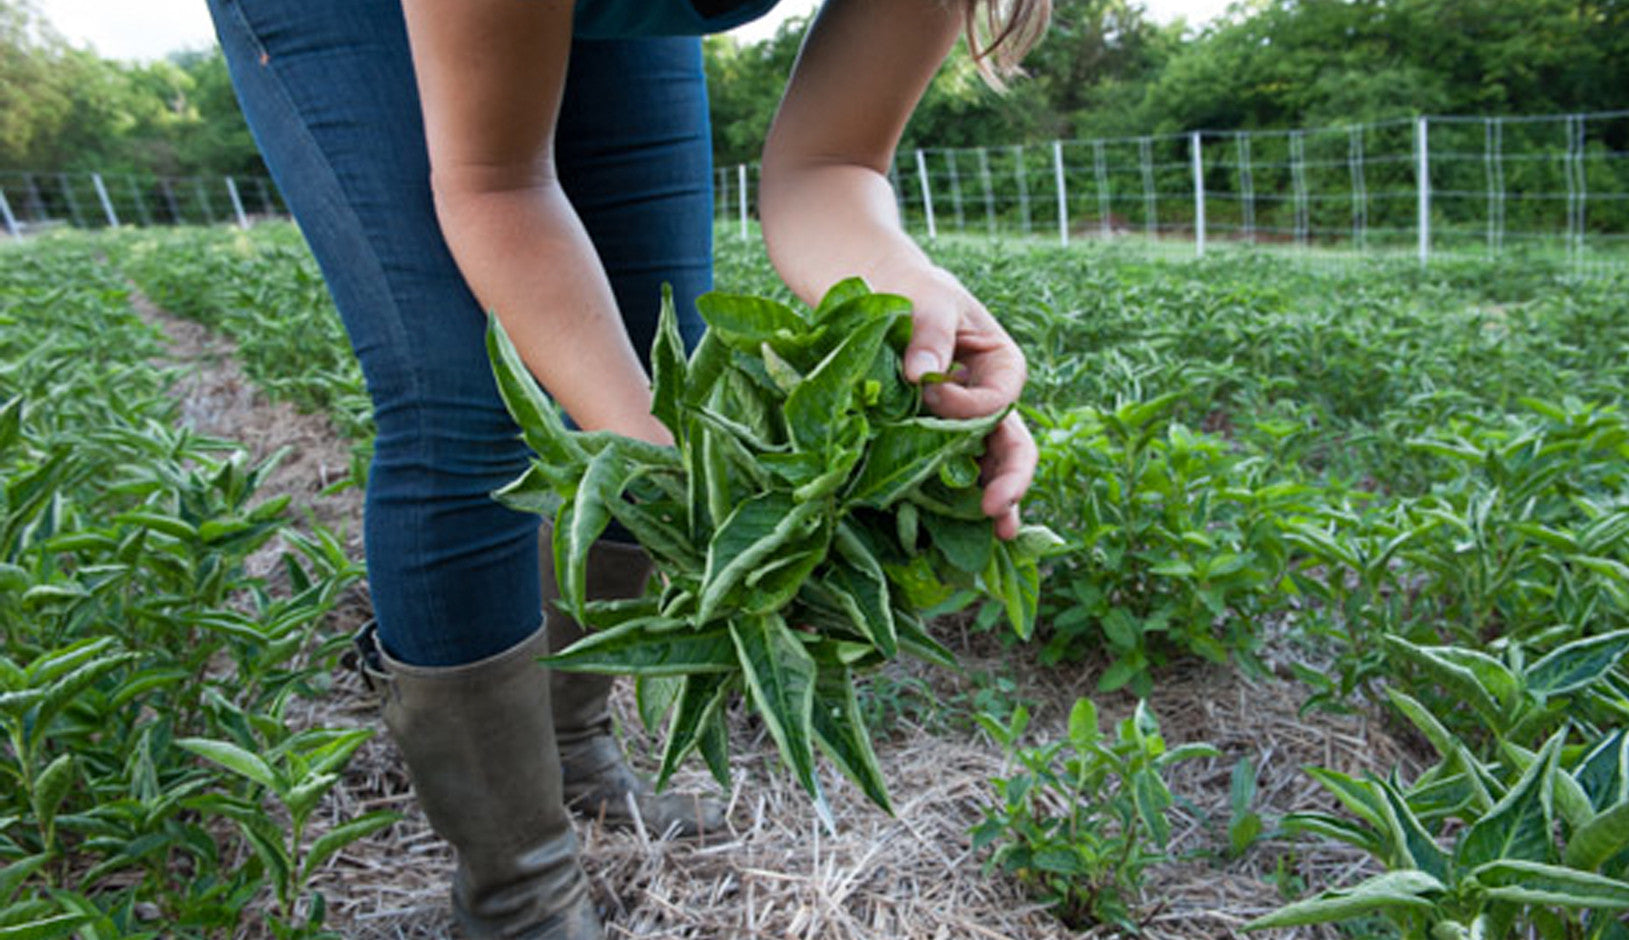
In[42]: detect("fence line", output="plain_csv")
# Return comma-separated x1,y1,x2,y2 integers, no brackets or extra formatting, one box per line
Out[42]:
0,171,286,238
716,109,1629,275
10,109,1629,277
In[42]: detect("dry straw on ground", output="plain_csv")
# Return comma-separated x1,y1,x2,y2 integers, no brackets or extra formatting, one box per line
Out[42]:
141,291,1424,940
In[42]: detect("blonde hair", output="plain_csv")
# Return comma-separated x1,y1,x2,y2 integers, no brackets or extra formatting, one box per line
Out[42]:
962,0,1051,88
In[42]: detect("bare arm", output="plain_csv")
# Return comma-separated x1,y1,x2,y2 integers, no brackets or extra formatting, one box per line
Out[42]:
761,0,1037,537
400,0,669,443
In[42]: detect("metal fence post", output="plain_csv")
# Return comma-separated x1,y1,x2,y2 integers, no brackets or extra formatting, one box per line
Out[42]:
191,177,216,224
1052,140,1069,246
92,173,120,228
0,186,19,239
1416,116,1430,267
737,164,748,241
945,150,964,231
225,176,251,229
160,179,182,224
1348,125,1367,251
1139,138,1156,240
1191,132,1205,257
976,147,995,235
126,175,153,226
1238,134,1256,242
1012,145,1030,234
915,149,937,240
1093,140,1110,238
59,173,86,228
1483,118,1504,255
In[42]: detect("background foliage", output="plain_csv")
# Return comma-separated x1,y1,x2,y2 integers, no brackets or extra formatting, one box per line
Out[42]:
3,0,1625,175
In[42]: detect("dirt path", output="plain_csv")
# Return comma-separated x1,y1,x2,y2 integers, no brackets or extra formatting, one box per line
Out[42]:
134,287,1408,939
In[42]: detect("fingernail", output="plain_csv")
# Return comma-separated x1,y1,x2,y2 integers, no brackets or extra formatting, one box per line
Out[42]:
908,351,939,378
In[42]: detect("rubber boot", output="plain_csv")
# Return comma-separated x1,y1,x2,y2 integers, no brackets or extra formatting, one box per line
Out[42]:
542,529,727,839
359,624,603,940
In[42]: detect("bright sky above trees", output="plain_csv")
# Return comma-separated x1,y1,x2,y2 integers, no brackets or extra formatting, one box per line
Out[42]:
34,0,1236,61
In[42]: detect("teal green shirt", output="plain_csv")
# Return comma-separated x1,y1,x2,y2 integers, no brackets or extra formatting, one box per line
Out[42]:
575,0,783,38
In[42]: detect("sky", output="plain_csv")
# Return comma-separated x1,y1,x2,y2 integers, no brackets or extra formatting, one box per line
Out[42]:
35,0,1237,62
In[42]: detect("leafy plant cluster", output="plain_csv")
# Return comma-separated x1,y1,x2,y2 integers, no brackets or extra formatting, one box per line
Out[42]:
0,238,384,938
973,699,1217,932
1250,632,1629,939
487,280,1060,821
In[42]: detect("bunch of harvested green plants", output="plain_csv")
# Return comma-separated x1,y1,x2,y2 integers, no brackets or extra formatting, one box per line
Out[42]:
487,280,1059,823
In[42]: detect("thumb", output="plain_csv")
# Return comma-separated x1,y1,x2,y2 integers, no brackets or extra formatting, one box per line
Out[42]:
903,304,956,383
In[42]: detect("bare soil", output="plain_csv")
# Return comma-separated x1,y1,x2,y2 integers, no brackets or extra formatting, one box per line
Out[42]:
138,293,1417,940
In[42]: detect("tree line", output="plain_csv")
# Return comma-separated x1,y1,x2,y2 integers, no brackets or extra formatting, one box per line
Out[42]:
2,0,1624,177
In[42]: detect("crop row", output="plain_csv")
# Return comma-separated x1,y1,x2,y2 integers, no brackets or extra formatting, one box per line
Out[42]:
1,238,383,937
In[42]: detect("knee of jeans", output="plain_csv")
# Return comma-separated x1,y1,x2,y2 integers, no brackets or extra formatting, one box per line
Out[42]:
368,395,533,503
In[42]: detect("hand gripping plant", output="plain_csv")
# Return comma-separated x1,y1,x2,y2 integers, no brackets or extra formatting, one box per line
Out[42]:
487,280,1060,822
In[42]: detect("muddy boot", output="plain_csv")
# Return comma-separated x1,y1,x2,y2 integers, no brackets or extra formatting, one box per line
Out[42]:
541,529,727,839
359,624,602,939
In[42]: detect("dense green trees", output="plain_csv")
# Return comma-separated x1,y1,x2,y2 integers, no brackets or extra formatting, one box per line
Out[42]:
705,0,1628,165
0,1,260,175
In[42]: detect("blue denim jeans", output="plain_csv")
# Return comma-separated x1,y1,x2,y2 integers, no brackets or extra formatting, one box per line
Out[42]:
207,0,712,666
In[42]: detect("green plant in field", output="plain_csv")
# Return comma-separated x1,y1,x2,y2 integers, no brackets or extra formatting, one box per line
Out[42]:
1028,393,1298,693
487,280,1061,819
1253,644,1629,940
1383,631,1629,753
180,728,398,939
971,698,1218,932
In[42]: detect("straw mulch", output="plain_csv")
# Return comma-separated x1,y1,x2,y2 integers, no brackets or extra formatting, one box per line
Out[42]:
143,292,1425,940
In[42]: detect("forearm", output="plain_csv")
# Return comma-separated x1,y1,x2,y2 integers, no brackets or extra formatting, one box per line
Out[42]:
759,160,959,308
433,180,668,443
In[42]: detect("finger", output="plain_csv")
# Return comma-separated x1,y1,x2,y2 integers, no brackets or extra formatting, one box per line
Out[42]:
994,503,1022,541
980,414,1038,521
924,377,1023,420
903,302,957,383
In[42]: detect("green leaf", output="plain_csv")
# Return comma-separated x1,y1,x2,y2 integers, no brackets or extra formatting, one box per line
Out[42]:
731,613,824,821
1574,731,1629,812
178,738,281,792
1524,630,1629,698
544,620,736,676
657,673,732,791
895,613,957,670
1564,802,1629,871
1377,776,1451,881
695,292,807,346
1382,636,1508,726
784,315,892,451
486,313,585,469
698,492,823,623
923,512,995,575
981,537,1040,641
698,708,732,791
1243,870,1446,930
1456,731,1562,870
810,666,893,814
558,446,634,615
650,285,688,438
846,411,1004,509
0,914,95,940
636,675,683,734
1472,859,1629,909
301,811,398,884
810,277,873,324
30,754,75,835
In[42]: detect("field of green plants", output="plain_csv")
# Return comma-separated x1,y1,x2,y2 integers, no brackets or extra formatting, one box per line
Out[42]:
3,223,1627,938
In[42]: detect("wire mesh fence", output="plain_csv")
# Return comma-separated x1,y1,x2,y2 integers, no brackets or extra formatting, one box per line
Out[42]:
717,109,1629,276
0,171,288,236
9,110,1626,278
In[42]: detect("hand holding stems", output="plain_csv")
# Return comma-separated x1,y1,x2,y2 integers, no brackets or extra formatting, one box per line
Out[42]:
885,267,1038,541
